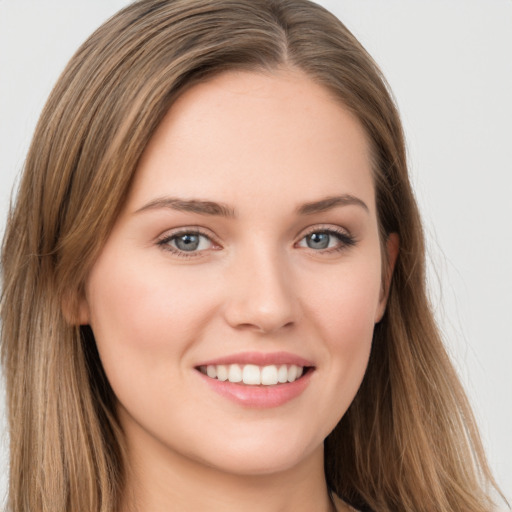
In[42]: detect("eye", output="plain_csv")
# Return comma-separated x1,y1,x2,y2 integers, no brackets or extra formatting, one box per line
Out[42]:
297,228,355,252
157,229,217,257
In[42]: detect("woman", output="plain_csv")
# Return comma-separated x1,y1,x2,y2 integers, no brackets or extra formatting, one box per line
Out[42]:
0,0,503,511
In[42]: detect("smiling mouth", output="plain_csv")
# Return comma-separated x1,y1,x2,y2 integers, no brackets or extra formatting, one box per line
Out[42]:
197,364,312,386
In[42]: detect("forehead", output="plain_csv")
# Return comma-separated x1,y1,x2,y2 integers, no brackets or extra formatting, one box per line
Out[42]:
128,69,375,216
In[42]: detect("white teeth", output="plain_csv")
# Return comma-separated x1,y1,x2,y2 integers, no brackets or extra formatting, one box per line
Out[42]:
216,364,228,381
277,364,288,383
242,364,261,385
287,365,298,382
202,363,306,386
261,365,278,385
228,364,242,383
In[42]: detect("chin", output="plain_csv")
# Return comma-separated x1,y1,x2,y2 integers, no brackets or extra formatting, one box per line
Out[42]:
186,428,324,477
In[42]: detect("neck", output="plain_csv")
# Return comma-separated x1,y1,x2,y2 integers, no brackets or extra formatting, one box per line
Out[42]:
119,434,336,512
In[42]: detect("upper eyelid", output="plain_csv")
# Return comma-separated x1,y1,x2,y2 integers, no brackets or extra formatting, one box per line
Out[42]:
296,223,352,239
156,229,219,258
156,226,218,243
295,225,357,251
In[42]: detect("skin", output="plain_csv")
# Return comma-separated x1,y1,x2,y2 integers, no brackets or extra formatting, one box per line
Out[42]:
80,69,398,512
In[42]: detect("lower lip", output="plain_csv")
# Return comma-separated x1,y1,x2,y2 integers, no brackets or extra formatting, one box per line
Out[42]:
196,369,313,408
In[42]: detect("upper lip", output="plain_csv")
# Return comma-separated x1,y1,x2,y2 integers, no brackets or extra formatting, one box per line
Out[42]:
196,351,314,368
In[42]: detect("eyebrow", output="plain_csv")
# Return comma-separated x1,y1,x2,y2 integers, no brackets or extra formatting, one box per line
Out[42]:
135,197,236,218
297,195,369,215
135,194,368,218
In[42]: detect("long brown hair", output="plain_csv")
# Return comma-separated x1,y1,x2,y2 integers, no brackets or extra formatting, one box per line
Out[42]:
0,1,502,511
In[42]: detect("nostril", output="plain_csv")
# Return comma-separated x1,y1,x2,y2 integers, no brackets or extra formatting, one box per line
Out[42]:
238,320,295,332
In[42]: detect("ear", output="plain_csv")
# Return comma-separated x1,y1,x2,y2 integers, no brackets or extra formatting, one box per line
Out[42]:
375,232,399,323
61,288,91,326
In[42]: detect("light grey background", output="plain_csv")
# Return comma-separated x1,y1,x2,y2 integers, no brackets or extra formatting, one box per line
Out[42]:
1,0,511,506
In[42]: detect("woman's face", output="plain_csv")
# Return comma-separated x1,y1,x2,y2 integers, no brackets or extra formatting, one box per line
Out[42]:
80,70,395,477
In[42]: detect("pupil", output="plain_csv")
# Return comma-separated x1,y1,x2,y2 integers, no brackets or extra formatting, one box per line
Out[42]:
176,234,199,251
308,232,329,249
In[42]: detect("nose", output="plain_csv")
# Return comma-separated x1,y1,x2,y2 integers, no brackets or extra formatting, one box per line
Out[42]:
223,245,299,334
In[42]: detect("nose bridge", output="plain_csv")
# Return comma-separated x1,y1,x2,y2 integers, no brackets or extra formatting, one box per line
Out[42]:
224,240,298,333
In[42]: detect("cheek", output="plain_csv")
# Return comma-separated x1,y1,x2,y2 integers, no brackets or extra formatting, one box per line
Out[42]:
305,255,382,345
84,246,219,394
299,256,381,410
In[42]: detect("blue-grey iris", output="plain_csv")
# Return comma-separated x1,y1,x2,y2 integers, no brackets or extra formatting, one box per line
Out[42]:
307,232,330,249
175,234,200,251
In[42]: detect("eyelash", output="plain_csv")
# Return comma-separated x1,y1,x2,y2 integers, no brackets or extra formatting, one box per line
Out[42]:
156,228,218,259
156,226,356,258
299,226,356,254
